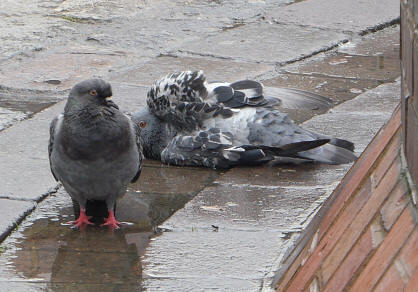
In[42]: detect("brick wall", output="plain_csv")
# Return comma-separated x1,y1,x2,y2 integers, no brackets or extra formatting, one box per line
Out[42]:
274,107,417,291
273,1,417,290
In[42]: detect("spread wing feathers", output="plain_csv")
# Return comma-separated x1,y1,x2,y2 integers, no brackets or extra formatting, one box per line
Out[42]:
48,115,60,181
147,70,234,131
146,70,334,131
263,87,333,110
160,128,336,169
207,79,270,108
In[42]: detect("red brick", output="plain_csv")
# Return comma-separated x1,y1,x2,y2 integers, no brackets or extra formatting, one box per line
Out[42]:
318,108,401,241
323,223,375,292
276,109,402,291
275,239,312,291
318,178,373,284
404,268,418,292
373,262,406,292
285,160,401,291
397,227,418,278
320,160,399,282
349,207,415,291
371,131,401,187
380,180,409,231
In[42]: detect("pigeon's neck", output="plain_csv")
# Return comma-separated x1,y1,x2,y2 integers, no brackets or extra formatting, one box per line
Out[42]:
64,98,106,120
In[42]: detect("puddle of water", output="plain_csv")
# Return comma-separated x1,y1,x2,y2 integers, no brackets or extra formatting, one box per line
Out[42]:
0,164,218,291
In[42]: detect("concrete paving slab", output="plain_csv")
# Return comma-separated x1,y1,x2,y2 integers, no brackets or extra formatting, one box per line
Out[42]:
303,81,401,152
143,230,289,280
0,47,134,91
0,102,63,201
282,52,400,82
303,112,393,154
110,56,274,86
131,165,219,196
159,183,330,232
338,25,400,58
174,22,349,63
110,83,148,110
268,0,399,33
0,282,46,292
215,164,351,188
142,277,262,292
0,0,70,61
0,180,205,291
263,74,381,105
0,86,63,118
0,107,27,131
330,80,401,114
0,199,35,242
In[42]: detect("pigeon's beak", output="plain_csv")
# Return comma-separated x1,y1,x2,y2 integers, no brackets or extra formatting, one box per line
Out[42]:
104,96,119,110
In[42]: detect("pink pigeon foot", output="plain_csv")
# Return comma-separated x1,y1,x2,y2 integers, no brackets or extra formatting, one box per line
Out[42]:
101,210,121,229
69,208,93,228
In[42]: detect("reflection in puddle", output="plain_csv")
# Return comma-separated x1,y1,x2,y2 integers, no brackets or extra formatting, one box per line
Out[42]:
0,164,219,291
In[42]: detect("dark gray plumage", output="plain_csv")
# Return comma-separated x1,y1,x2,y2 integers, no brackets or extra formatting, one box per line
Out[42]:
133,71,356,169
49,79,143,228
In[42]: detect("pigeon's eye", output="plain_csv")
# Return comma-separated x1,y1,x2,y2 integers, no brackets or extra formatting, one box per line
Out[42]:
89,89,97,96
139,121,147,128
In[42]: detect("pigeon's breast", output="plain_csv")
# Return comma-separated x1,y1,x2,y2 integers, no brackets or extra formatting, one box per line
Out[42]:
60,118,133,161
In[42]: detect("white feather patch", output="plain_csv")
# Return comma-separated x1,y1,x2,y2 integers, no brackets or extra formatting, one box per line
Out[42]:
225,146,245,152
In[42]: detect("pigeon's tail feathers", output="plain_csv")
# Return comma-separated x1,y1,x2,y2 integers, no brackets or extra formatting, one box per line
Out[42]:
299,144,357,165
329,138,355,152
224,139,331,166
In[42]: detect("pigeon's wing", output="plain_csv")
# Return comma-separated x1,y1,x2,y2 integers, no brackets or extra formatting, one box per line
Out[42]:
263,87,333,110
247,108,357,164
209,81,333,110
147,71,234,131
130,120,144,183
207,79,271,109
48,115,60,181
160,128,332,169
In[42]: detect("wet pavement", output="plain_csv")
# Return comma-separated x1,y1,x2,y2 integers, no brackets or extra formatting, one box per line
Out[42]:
0,0,401,291
0,163,219,291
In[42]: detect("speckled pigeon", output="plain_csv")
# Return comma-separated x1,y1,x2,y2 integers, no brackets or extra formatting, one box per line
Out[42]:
49,79,144,228
132,70,356,169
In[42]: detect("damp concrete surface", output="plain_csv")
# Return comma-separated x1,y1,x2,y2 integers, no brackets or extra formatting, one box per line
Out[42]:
0,0,401,291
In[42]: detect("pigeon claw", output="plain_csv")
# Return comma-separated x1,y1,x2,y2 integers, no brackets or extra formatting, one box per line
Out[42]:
70,208,93,228
101,210,121,229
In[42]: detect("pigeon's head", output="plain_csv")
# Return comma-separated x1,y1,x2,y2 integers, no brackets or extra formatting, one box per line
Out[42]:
132,107,165,160
68,78,113,108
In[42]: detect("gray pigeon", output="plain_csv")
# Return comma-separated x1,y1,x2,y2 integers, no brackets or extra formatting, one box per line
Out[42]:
49,79,144,229
132,70,356,169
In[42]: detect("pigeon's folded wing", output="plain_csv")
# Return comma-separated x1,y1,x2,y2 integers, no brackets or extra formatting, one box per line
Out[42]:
160,128,235,169
48,115,61,181
160,128,333,169
130,120,144,183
